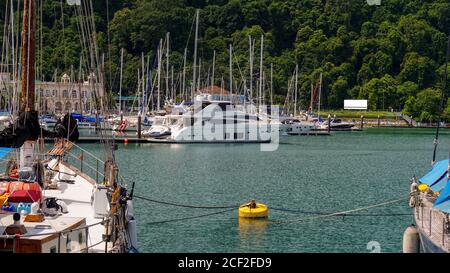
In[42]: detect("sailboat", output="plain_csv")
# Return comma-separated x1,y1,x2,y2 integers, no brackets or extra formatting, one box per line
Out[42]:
0,0,137,253
403,34,450,253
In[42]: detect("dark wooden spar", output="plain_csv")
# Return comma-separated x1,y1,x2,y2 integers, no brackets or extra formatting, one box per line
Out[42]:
20,0,35,112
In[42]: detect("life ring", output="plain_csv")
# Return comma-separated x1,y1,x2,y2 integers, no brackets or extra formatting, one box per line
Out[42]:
239,203,269,218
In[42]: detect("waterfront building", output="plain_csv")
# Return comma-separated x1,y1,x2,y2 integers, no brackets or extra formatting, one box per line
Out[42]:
0,72,104,114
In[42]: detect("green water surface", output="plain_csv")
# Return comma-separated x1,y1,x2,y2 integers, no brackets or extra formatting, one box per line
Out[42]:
79,128,450,253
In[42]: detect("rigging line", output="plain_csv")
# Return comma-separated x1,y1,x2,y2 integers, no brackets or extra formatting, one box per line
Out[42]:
106,0,112,94
145,208,236,226
134,194,239,209
184,11,197,51
270,207,411,217
60,0,67,71
81,0,112,155
432,33,450,165
269,198,408,225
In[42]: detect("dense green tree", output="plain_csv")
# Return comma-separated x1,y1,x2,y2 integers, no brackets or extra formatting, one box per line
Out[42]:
403,88,442,122
0,0,449,120
360,74,397,111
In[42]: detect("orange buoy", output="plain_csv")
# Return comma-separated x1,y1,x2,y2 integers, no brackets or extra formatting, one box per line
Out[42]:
124,138,129,145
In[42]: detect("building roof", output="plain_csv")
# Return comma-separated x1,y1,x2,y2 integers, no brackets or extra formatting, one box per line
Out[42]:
197,85,230,95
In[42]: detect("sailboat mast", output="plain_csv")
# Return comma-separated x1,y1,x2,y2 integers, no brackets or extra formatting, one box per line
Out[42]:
270,63,273,107
229,44,233,101
294,64,298,117
192,9,199,101
21,0,35,112
141,52,145,114
249,36,253,104
119,48,124,114
212,50,215,88
182,47,187,102
157,39,162,111
432,34,450,165
259,35,264,112
166,32,170,102
171,65,174,102
318,73,322,117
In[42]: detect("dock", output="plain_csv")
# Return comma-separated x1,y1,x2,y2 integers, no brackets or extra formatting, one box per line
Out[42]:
46,137,273,144
145,138,271,144
286,131,331,136
45,137,149,144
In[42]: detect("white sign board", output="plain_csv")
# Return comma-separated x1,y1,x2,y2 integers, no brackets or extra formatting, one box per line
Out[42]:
344,100,368,110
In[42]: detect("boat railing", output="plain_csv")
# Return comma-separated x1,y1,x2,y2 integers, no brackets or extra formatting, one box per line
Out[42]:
0,217,111,253
415,198,450,251
64,142,105,184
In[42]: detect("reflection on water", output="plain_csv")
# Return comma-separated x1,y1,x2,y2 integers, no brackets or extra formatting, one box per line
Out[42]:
238,217,269,248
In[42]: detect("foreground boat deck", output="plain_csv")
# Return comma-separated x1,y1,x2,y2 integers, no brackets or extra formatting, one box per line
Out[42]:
0,159,109,253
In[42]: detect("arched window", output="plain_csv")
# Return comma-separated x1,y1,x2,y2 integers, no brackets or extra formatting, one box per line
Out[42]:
63,90,68,98
52,90,57,97
72,90,77,99
55,102,62,112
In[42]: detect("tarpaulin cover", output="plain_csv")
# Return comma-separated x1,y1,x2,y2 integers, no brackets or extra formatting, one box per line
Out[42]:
419,159,448,186
433,181,450,213
0,147,13,160
430,175,449,192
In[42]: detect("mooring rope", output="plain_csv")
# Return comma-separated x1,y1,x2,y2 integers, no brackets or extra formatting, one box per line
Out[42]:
145,207,237,225
134,194,410,217
269,198,408,225
135,194,410,226
270,207,411,217
134,194,240,209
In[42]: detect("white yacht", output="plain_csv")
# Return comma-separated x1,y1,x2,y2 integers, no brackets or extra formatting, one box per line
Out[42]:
142,115,182,138
162,96,278,143
280,118,316,135
318,118,355,130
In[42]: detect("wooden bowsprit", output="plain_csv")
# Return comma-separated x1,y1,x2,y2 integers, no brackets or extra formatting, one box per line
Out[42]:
47,139,74,156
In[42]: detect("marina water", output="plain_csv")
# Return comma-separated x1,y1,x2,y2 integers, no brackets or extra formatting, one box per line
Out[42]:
79,128,449,253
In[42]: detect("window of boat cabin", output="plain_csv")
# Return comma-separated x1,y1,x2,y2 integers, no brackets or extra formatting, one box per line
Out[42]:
218,102,231,111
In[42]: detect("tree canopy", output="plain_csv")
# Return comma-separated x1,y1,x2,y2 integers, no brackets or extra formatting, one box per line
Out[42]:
0,0,449,121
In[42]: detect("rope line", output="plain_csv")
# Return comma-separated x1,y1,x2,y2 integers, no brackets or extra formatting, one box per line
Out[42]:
270,207,411,217
134,194,410,217
269,198,408,225
145,208,237,225
134,194,240,209
0,218,109,239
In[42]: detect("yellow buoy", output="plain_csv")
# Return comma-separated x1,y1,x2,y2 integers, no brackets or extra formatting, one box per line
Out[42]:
418,184,429,192
239,201,269,218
